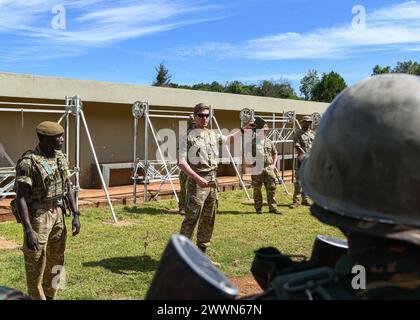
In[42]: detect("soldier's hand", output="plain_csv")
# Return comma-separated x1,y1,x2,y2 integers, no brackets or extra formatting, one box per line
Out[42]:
195,176,209,188
243,123,256,130
25,229,39,251
72,214,81,236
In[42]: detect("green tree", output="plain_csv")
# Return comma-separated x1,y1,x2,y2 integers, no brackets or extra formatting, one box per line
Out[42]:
372,65,391,76
225,81,246,94
152,62,171,86
209,81,225,92
312,71,347,103
300,69,320,101
393,60,420,75
259,79,296,99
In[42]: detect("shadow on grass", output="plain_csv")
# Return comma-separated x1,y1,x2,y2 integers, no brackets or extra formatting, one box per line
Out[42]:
123,206,179,215
83,255,159,274
124,206,257,216
217,210,257,215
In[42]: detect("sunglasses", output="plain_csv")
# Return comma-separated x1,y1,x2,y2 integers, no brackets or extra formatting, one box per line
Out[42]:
197,113,210,118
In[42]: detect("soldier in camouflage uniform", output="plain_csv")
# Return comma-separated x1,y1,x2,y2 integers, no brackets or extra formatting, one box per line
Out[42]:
13,121,80,300
254,74,420,300
178,103,253,265
178,115,195,215
249,124,280,214
290,115,315,209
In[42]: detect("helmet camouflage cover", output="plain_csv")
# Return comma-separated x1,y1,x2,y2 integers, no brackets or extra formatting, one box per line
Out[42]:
300,74,420,245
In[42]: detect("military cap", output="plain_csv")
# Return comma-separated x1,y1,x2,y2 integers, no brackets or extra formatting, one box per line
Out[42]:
302,115,313,122
36,121,64,136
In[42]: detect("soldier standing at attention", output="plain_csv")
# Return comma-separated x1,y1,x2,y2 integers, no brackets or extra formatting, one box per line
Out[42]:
250,124,280,214
13,121,80,300
178,115,195,215
178,103,253,266
290,115,315,209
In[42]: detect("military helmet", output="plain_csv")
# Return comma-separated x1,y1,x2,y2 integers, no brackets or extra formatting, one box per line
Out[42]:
300,74,420,245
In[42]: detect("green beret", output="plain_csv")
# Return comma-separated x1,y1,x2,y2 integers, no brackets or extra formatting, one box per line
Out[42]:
302,115,313,122
36,121,64,136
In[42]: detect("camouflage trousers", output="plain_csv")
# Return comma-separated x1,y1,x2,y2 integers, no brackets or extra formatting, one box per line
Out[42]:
178,171,188,212
292,161,309,204
23,206,67,300
180,172,218,251
252,166,277,211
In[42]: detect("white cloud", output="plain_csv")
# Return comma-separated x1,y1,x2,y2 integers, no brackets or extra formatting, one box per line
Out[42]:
0,0,225,60
173,1,420,60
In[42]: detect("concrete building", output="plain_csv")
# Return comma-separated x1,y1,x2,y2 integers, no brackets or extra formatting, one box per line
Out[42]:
0,72,329,188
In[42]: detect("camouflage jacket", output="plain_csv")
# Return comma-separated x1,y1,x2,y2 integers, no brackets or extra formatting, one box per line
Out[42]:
294,129,315,153
184,128,223,174
14,144,70,206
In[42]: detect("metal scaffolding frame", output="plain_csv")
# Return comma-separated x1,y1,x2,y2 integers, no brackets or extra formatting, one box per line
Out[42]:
131,102,251,204
0,97,118,223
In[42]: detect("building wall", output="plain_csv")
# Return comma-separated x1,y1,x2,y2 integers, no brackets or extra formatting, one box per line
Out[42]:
0,73,328,188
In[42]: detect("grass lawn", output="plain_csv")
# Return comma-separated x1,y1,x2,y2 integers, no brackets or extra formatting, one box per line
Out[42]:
0,184,343,299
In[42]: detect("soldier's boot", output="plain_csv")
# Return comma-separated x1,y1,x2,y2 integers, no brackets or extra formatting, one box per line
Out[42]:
46,296,54,300
269,207,281,214
301,195,311,206
256,208,263,214
290,181,301,209
198,246,221,269
289,201,300,209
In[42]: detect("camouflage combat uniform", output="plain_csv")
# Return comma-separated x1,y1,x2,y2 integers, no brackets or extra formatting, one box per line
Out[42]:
250,137,278,212
178,115,195,214
292,128,315,205
14,144,70,300
178,171,188,213
179,128,220,251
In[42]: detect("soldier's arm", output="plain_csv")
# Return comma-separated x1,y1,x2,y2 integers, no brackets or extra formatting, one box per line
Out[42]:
223,123,256,145
60,155,81,235
178,132,208,188
293,132,306,156
16,183,39,251
294,139,306,156
66,181,81,236
178,161,208,188
271,143,278,168
65,181,78,216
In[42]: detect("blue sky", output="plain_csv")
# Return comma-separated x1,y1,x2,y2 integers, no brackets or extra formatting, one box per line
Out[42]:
0,0,419,95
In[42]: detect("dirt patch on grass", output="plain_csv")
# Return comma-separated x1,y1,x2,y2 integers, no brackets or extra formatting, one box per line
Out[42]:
101,220,137,227
0,237,20,250
230,275,263,298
